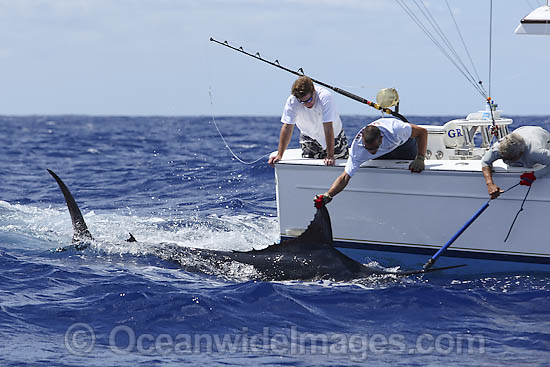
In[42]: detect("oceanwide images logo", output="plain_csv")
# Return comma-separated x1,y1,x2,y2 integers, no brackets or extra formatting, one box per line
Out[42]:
64,323,485,359
64,323,96,356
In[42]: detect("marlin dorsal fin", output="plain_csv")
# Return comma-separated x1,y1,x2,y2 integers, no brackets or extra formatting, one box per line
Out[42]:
47,169,93,243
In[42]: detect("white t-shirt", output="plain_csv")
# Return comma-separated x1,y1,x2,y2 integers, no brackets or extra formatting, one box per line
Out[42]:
280,85,343,149
344,118,412,177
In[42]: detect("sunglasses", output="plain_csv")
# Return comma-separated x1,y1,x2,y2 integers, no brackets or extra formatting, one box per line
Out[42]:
299,94,314,104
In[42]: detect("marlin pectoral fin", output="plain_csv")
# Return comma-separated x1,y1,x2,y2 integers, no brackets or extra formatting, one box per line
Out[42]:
391,264,467,276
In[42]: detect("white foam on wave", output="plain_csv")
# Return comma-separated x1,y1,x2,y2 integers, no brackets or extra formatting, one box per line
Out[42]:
0,201,279,257
0,202,428,286
0,201,75,249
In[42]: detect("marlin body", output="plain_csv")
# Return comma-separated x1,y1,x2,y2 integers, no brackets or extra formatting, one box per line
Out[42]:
47,170,461,281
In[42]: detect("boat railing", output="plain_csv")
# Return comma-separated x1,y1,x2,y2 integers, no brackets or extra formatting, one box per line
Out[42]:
423,110,512,161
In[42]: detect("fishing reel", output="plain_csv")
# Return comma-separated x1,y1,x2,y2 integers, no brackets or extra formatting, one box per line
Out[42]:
376,88,400,112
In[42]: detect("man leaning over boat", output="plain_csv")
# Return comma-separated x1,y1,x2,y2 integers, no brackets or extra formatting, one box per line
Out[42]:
315,117,428,205
268,76,349,167
482,126,550,199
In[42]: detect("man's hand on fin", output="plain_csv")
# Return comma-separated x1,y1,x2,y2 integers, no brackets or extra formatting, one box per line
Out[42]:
409,154,425,173
314,192,332,208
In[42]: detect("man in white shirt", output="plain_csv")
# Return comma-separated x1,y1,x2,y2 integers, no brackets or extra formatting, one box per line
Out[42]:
268,76,348,167
481,126,550,199
315,117,428,205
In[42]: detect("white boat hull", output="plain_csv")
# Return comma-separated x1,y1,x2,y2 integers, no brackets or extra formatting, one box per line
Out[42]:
274,149,550,274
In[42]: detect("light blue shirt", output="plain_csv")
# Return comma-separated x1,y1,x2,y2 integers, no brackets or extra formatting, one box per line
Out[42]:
481,126,550,176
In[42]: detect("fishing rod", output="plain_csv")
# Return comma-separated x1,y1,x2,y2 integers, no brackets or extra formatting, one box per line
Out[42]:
210,37,408,123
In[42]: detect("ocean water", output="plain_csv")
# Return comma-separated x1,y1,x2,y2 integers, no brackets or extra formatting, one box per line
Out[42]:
1,114,549,366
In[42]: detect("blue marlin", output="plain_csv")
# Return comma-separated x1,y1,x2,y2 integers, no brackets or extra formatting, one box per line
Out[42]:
47,169,461,281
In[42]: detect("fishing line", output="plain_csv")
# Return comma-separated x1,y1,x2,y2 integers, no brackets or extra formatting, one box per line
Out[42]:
445,0,484,91
474,180,530,243
415,0,476,84
504,185,532,242
395,0,488,99
207,86,270,165
501,182,520,195
488,0,493,99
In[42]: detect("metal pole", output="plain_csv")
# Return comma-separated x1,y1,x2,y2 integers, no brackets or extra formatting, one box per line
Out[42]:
423,200,491,270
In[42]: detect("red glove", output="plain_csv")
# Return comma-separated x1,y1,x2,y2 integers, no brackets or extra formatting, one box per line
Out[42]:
314,193,332,208
520,172,536,187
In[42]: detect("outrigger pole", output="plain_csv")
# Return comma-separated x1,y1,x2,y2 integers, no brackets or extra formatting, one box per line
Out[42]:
210,37,408,123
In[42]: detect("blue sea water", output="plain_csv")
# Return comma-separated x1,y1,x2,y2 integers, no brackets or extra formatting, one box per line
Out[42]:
1,114,550,366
